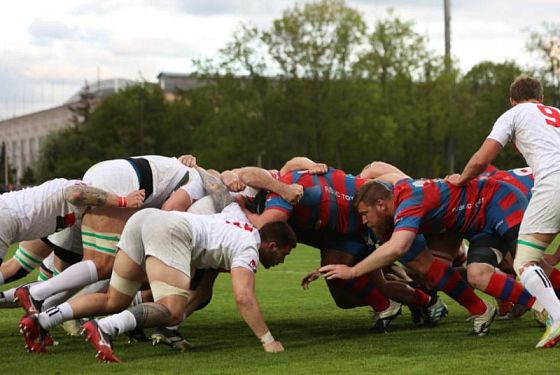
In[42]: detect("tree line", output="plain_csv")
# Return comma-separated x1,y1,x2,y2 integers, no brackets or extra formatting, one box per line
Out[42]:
33,0,560,182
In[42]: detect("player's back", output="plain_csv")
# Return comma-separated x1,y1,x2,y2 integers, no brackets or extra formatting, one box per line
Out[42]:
0,178,80,239
393,177,503,236
275,168,365,234
490,167,534,199
173,203,260,272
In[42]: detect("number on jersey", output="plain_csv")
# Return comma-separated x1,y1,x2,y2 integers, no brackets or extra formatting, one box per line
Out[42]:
537,104,560,128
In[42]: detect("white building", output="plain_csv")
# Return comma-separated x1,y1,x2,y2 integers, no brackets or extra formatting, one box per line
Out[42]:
0,78,135,183
0,74,201,185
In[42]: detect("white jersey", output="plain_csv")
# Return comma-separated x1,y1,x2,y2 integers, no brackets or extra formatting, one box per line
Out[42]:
488,102,560,183
83,156,206,209
171,203,260,273
0,178,83,241
138,155,206,208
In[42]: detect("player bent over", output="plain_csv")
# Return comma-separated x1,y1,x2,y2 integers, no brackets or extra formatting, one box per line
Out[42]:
19,204,296,361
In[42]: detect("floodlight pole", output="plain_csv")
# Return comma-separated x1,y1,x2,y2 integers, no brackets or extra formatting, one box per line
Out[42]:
4,144,8,188
444,0,455,174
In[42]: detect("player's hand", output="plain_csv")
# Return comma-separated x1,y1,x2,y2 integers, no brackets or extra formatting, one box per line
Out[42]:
221,173,246,192
543,253,560,266
318,264,356,280
126,189,145,208
308,163,328,175
281,184,304,205
227,180,246,192
263,340,284,352
445,173,465,186
178,154,197,167
301,269,322,290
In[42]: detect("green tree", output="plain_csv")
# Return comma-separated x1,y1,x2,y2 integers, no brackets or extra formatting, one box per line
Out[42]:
526,22,560,106
456,61,524,170
20,166,36,186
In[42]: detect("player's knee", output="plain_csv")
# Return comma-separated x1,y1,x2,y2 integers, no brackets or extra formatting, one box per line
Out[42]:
92,257,115,278
109,272,141,298
195,295,213,311
514,235,548,276
466,264,491,289
151,280,190,321
330,292,356,309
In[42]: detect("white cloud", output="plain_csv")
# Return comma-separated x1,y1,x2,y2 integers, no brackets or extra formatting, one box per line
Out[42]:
1,0,559,119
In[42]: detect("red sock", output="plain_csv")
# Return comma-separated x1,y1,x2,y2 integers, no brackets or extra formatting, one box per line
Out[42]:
344,275,390,312
548,268,560,293
410,289,431,307
425,258,487,315
483,272,535,307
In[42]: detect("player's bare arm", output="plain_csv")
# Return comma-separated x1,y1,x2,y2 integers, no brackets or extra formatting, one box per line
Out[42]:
161,189,192,211
279,157,327,176
221,170,247,192
197,166,235,212
64,185,145,208
359,161,407,180
243,208,288,229
233,166,303,204
447,139,503,186
231,267,284,352
374,172,410,186
177,154,197,167
319,230,416,280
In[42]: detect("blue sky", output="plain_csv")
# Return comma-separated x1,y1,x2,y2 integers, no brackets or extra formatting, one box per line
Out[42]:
0,0,558,119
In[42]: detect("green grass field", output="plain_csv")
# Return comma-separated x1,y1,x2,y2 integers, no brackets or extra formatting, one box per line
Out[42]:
1,244,560,374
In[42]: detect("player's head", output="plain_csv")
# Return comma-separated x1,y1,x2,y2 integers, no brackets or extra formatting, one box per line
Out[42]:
353,181,395,237
258,221,297,268
509,75,543,104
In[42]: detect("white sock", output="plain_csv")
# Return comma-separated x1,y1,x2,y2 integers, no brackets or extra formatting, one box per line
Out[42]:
98,310,136,337
3,281,41,303
41,290,75,311
521,265,560,321
2,287,16,302
0,272,5,285
132,291,143,306
30,260,98,301
38,302,74,330
42,280,110,311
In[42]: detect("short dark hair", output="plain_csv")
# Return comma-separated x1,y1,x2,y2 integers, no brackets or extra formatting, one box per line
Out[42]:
353,180,393,210
510,75,543,102
259,221,297,248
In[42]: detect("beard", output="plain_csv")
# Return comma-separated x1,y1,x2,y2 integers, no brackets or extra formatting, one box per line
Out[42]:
371,213,395,240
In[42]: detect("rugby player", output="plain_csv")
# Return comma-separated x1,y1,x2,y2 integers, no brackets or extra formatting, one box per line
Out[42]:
448,75,560,347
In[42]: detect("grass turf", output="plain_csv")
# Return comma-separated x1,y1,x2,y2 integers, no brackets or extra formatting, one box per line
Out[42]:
1,243,560,374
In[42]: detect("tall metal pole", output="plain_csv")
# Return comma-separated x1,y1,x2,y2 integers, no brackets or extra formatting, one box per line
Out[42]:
444,0,454,173
3,142,8,188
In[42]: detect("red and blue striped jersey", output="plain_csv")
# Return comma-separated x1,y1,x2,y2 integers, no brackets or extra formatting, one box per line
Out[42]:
264,168,366,235
486,167,534,199
393,177,525,238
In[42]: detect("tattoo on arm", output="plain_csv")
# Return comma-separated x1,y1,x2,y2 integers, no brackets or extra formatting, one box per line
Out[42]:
128,303,173,328
64,185,108,207
197,167,234,212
